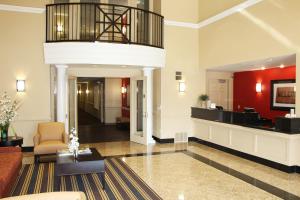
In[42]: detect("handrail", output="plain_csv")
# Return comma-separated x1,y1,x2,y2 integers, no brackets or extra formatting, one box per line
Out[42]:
46,3,164,48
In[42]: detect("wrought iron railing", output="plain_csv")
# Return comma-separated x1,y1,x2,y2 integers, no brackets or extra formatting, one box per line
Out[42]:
46,3,164,48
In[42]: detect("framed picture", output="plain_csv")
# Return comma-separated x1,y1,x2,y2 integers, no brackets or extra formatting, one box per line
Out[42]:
270,79,296,111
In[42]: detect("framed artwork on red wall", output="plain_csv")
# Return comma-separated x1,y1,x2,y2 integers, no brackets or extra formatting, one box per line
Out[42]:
270,79,296,111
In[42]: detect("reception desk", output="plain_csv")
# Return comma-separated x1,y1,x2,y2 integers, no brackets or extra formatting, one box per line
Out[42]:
191,107,300,173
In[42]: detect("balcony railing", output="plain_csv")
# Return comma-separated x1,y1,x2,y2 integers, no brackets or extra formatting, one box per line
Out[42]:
46,3,164,48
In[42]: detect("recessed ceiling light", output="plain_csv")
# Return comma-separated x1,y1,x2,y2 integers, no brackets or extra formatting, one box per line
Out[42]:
261,66,266,70
279,64,285,68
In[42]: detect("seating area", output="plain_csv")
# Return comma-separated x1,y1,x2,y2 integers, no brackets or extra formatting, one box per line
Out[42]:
33,122,68,163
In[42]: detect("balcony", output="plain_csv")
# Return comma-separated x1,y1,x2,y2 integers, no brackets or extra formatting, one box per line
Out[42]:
46,3,164,49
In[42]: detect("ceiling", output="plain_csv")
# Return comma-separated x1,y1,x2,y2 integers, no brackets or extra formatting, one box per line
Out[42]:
198,0,245,21
207,54,296,73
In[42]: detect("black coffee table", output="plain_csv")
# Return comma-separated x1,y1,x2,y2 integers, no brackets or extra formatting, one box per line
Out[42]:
56,148,105,189
0,136,23,147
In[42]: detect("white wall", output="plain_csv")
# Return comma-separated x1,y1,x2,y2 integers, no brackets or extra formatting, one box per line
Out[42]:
104,78,122,124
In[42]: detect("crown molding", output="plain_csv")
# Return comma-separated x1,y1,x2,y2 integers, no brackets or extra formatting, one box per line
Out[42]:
0,4,45,14
165,0,263,29
164,20,199,29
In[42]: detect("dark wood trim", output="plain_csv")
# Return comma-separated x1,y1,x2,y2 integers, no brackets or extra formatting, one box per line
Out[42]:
189,137,300,174
152,136,174,144
22,146,34,152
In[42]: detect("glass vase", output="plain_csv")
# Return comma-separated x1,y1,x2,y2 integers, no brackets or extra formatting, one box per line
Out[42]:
74,148,79,159
1,124,9,140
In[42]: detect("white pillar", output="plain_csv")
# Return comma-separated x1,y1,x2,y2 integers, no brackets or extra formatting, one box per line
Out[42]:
143,68,155,144
56,65,68,123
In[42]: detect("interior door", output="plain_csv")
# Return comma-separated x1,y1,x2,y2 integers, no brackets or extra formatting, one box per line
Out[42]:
130,76,147,144
208,78,229,109
68,77,78,134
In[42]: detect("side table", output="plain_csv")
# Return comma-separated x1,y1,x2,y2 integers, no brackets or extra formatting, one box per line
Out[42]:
0,136,23,147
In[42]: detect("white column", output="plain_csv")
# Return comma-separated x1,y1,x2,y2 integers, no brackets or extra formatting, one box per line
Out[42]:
143,68,155,144
56,65,68,123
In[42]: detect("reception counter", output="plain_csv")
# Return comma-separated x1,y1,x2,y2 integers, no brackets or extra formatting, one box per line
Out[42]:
191,107,300,173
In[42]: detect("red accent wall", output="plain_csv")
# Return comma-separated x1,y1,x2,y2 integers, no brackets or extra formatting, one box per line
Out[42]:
233,66,296,121
121,78,130,118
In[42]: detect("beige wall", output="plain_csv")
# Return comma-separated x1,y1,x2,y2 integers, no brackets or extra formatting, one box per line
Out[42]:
0,9,50,146
158,25,204,139
0,0,49,8
105,78,122,124
198,0,245,21
161,0,199,23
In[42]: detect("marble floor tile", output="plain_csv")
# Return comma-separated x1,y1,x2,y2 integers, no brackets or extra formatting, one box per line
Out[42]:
124,153,279,200
187,142,300,197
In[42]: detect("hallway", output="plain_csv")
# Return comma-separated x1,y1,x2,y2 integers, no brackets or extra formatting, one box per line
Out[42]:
78,109,130,143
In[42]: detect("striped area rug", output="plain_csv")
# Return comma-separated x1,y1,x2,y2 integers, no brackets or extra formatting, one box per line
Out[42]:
10,158,162,200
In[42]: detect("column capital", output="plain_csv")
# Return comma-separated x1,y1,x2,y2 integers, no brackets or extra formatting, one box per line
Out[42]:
55,64,68,69
143,67,154,72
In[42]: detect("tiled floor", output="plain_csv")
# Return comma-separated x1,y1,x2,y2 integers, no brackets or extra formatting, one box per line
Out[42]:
23,141,300,199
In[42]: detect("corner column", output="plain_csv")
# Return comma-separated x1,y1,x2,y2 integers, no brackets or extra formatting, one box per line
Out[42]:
143,68,155,144
56,65,68,124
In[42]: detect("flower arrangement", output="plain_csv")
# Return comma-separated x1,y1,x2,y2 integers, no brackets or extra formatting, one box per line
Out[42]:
68,128,80,158
0,92,20,139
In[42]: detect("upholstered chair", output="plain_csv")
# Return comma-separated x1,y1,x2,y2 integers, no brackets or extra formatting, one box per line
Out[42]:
33,122,68,163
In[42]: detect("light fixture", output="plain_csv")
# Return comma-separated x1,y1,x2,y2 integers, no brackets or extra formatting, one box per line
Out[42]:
86,89,89,94
121,86,127,94
261,66,266,70
16,80,25,92
256,83,262,93
78,90,82,94
57,24,63,32
279,64,285,68
179,82,186,93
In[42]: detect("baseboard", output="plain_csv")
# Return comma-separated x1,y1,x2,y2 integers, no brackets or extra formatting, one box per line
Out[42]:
152,136,174,144
188,137,300,174
22,146,34,152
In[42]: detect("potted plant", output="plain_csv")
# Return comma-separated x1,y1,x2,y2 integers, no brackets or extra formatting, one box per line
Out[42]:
199,94,209,108
0,92,20,140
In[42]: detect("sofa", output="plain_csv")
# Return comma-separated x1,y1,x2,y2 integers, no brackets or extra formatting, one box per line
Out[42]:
33,122,68,162
0,147,22,198
2,192,87,200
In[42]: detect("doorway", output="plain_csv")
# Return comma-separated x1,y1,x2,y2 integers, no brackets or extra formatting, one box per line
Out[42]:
75,77,130,143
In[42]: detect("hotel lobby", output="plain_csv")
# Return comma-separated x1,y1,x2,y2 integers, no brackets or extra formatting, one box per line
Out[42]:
1,0,300,199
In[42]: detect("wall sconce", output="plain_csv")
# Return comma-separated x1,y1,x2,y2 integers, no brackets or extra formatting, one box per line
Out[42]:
86,89,89,94
57,24,63,32
179,82,186,93
256,83,262,93
121,86,127,94
16,80,25,92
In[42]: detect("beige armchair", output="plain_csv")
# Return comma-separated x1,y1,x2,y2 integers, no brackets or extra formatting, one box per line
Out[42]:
34,122,68,163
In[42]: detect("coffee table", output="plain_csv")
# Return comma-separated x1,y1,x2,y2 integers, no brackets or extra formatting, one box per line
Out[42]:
56,148,105,189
